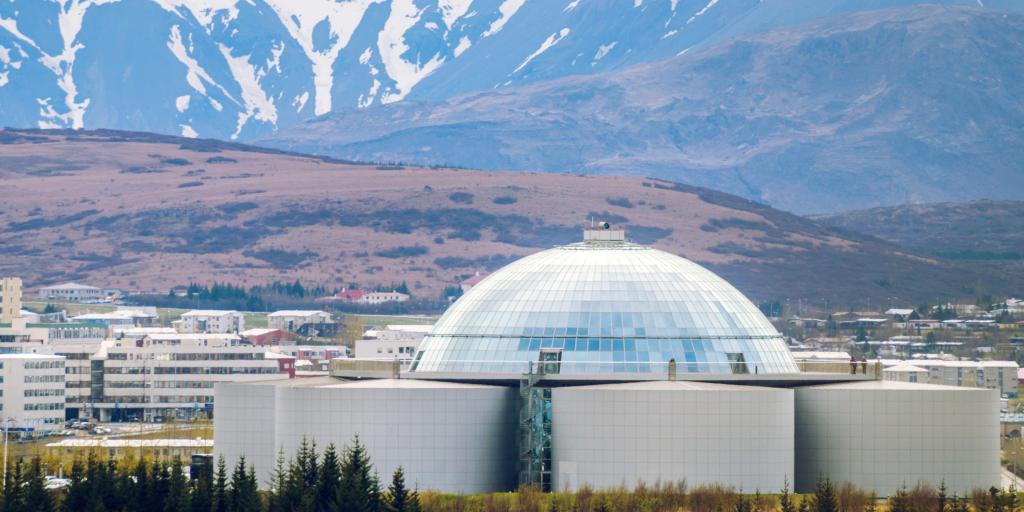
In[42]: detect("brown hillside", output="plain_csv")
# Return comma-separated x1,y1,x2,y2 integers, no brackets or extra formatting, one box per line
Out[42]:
0,129,1016,307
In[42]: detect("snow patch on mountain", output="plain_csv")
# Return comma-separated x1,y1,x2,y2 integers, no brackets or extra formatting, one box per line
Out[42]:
378,0,446,104
688,0,720,24
483,0,526,37
513,28,569,74
262,0,384,115
217,43,278,138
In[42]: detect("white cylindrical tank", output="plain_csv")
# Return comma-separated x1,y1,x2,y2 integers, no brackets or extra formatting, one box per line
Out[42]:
795,380,1000,496
551,381,794,492
217,378,518,493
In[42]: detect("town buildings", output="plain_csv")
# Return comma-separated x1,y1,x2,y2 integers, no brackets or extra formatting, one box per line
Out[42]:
178,310,245,334
0,353,66,432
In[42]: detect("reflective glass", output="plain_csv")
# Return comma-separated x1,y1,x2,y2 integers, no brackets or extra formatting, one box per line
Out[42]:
412,239,798,374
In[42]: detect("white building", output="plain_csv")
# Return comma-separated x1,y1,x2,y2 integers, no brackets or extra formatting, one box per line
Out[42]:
877,359,1019,396
267,310,332,332
179,310,245,334
360,292,410,304
0,354,66,432
355,324,432,366
1,277,22,324
86,332,287,421
38,282,103,302
71,308,158,329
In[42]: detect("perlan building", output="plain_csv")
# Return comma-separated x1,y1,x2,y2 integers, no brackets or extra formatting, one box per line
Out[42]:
215,227,999,496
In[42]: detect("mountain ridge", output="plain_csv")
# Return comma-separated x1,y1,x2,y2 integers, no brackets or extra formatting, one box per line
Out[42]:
261,5,1024,214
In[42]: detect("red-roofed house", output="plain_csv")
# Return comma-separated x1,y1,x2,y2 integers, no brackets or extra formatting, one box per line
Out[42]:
461,272,490,292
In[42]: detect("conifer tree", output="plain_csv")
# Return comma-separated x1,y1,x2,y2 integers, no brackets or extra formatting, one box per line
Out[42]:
149,459,170,512
191,456,214,512
384,466,420,512
228,456,260,512
164,458,191,512
266,449,289,512
4,460,25,512
813,476,838,512
339,436,381,512
889,484,909,512
780,478,796,512
316,444,342,512
129,458,150,512
63,458,89,512
798,496,811,512
22,457,54,512
938,480,948,512
213,456,229,512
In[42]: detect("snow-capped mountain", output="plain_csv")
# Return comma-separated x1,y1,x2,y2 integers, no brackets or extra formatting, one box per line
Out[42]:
3,0,1020,141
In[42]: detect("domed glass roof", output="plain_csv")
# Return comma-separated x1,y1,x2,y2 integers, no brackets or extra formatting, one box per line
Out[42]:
411,230,798,375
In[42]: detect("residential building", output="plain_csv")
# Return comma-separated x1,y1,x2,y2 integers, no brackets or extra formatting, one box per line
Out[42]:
46,439,213,462
319,288,364,303
38,282,103,302
355,324,432,366
179,310,245,334
359,291,410,304
240,328,297,346
1,277,22,324
267,310,332,333
0,353,66,432
86,333,288,422
882,363,929,383
71,308,158,329
877,359,1019,396
460,272,489,293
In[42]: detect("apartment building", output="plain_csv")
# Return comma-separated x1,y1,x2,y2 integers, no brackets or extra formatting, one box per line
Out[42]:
360,292,410,304
0,354,66,432
879,359,1019,396
1,277,22,324
267,310,332,333
354,324,432,367
178,310,245,334
86,333,288,421
38,282,103,302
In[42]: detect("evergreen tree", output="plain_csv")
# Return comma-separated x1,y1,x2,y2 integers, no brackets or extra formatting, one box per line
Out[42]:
339,436,381,512
889,484,910,512
190,456,212,512
316,444,342,512
128,458,150,512
63,458,89,512
780,478,795,512
149,459,170,512
4,460,25,512
734,493,752,512
22,458,54,512
865,494,878,512
266,449,289,512
213,456,229,512
813,476,838,512
164,458,191,512
383,466,420,512
938,480,948,512
798,496,811,512
228,457,261,512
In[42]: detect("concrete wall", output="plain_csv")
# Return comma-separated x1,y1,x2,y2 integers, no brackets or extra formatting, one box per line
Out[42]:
795,381,1000,496
551,381,794,492
215,379,518,493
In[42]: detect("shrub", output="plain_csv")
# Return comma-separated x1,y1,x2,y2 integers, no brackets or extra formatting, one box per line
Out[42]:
374,246,429,259
493,195,517,205
448,192,474,204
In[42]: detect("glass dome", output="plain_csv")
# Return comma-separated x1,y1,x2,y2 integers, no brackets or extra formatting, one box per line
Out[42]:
411,230,798,375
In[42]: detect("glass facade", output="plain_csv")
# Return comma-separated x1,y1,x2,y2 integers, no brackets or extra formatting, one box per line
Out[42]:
412,239,799,374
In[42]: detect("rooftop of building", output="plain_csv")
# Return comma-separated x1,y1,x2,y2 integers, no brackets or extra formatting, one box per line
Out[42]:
47,439,212,448
181,310,240,316
267,310,330,317
0,353,65,359
39,282,100,291
801,380,987,391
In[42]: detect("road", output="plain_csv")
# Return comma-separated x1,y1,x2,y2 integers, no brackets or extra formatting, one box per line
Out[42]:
1002,468,1024,490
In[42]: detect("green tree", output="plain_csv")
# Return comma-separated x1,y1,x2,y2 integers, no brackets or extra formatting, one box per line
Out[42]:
213,456,229,512
22,458,54,512
383,466,420,512
164,458,191,512
937,480,948,512
889,484,910,512
63,458,89,512
339,436,381,512
780,477,796,512
4,460,25,512
192,457,214,512
814,476,839,512
228,457,260,512
316,444,342,512
266,450,289,512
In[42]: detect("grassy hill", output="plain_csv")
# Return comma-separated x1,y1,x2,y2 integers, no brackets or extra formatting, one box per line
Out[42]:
1,129,1020,307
